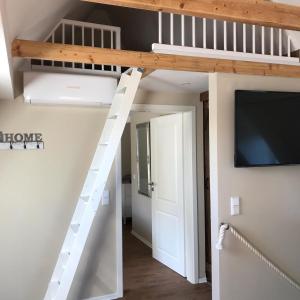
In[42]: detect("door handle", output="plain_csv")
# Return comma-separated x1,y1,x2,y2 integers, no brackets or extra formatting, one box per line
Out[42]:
148,182,155,191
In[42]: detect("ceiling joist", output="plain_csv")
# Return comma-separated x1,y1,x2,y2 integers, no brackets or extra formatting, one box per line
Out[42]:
82,0,300,31
11,39,300,78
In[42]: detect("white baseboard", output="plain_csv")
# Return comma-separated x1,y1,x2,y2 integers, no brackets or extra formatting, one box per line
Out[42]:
83,292,120,300
131,230,152,248
198,276,208,284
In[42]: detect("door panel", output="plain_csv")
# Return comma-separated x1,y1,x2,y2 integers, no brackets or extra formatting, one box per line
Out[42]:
151,113,185,276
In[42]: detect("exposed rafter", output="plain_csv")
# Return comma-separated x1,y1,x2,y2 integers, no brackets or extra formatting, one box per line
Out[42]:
12,39,300,78
82,0,300,31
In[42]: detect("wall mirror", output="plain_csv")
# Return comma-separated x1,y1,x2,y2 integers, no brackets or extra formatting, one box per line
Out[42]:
136,122,151,197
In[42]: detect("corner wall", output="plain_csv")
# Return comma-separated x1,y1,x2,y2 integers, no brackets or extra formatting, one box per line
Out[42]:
209,73,300,300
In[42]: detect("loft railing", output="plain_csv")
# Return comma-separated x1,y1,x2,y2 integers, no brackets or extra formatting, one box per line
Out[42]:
31,19,121,76
154,12,300,65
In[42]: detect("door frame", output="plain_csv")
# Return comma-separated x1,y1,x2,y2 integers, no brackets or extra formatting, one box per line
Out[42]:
117,103,206,291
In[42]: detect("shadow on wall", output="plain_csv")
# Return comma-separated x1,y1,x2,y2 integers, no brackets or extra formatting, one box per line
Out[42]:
66,3,157,52
69,163,117,299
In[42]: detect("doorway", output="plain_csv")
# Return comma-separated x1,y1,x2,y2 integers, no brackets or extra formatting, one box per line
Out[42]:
119,103,208,299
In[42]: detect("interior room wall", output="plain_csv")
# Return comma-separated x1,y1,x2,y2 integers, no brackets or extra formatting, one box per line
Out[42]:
0,98,118,300
121,123,131,178
209,73,300,300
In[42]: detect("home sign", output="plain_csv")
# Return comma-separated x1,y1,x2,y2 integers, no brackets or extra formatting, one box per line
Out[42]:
0,131,44,150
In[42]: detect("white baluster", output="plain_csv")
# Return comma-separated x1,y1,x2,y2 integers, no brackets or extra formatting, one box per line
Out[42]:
82,26,85,69
270,27,274,56
62,23,65,68
279,29,282,57
203,18,207,49
243,23,246,53
101,29,104,70
181,15,185,46
252,25,256,54
92,29,95,70
233,22,237,52
158,11,162,44
224,21,227,51
72,25,75,68
51,34,55,67
213,19,217,50
192,16,196,47
111,31,114,71
262,26,265,55
170,13,174,45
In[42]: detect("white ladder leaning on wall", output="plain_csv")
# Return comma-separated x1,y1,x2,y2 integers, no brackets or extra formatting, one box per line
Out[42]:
44,68,143,300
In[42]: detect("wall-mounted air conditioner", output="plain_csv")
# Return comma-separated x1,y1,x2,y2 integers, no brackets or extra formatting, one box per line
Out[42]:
24,71,118,106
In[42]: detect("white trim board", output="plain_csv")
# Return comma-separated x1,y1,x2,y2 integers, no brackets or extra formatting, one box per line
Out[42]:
152,43,300,66
131,230,152,248
115,146,123,299
131,104,194,113
83,292,120,300
199,277,208,284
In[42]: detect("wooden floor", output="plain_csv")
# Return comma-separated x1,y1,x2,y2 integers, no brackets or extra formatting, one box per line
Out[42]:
120,223,212,300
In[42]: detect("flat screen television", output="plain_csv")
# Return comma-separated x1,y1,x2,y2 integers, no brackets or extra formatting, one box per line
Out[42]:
235,90,300,167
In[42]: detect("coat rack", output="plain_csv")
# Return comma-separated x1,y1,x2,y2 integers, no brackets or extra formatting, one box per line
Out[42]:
0,132,44,150
0,141,44,150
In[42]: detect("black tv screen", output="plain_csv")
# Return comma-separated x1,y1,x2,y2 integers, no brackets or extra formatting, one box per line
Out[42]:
235,90,300,167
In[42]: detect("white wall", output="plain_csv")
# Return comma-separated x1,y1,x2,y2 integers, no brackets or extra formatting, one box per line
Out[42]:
0,98,119,300
209,73,300,300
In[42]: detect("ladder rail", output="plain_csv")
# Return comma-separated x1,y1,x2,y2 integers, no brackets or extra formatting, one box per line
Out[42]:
44,68,143,300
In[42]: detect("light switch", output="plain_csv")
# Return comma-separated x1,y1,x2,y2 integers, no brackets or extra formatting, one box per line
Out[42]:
102,190,110,206
231,196,240,216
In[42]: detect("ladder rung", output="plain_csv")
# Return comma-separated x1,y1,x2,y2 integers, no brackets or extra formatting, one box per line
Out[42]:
50,280,60,286
70,223,80,234
116,87,127,94
90,167,99,172
108,114,119,120
80,195,89,203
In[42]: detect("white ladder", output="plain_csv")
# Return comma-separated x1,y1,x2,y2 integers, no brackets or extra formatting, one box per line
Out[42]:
44,68,143,300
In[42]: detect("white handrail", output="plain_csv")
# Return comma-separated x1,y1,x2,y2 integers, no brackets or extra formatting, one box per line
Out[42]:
216,223,300,292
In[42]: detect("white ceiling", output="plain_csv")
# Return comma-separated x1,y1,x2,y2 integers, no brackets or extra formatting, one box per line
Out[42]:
140,70,209,93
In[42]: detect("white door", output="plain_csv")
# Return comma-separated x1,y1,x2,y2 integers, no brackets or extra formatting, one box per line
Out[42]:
150,113,185,276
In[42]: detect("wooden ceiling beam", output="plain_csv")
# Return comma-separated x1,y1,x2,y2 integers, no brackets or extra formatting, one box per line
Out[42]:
82,0,300,31
12,39,300,78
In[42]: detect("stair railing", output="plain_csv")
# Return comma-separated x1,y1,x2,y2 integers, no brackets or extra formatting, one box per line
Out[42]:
216,223,300,292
